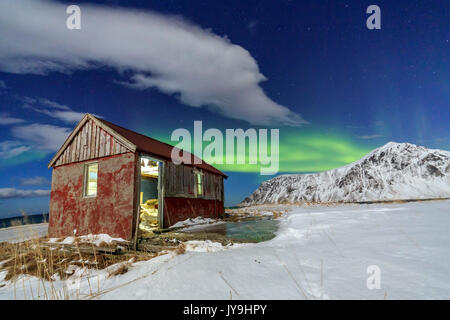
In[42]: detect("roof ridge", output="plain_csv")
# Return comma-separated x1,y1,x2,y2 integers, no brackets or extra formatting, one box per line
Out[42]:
97,118,177,150
95,116,226,178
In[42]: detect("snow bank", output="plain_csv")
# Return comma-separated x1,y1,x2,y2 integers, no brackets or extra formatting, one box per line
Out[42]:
48,234,127,246
0,223,48,243
171,217,219,229
184,240,246,253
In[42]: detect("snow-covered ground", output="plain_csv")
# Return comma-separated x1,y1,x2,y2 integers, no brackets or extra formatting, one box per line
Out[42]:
1,200,449,299
0,223,48,243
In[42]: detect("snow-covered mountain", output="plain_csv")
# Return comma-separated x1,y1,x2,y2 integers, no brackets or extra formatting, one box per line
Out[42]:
241,142,450,205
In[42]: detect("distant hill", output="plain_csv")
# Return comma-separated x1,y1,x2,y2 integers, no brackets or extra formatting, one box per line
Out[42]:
240,142,450,206
0,213,49,229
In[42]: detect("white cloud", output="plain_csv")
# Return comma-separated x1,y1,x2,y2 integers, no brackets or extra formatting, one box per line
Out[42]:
21,97,84,123
38,98,70,110
11,123,71,152
358,134,384,139
0,0,307,126
0,113,26,125
0,188,50,199
0,140,30,158
33,108,84,123
20,176,50,186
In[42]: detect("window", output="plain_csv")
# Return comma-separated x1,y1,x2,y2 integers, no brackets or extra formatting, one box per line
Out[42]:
195,171,203,196
84,163,98,197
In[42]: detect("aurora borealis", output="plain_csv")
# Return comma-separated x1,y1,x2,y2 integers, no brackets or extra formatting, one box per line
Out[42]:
0,0,448,216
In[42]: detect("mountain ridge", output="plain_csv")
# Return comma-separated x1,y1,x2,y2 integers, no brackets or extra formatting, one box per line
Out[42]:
240,142,450,206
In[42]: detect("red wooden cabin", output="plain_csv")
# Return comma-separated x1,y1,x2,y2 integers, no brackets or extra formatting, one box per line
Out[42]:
47,114,226,244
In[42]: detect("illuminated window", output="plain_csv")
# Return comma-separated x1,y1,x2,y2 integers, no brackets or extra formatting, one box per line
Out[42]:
84,163,98,197
195,171,203,196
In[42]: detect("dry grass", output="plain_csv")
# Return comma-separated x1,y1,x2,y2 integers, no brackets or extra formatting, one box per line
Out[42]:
225,207,287,221
107,264,129,277
0,237,154,282
174,243,186,255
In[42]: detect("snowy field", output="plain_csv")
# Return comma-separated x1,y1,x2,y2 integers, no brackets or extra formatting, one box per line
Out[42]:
1,200,449,299
0,223,48,243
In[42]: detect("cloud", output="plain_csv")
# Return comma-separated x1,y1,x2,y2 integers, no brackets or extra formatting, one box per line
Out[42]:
21,97,84,123
0,96,85,163
247,20,258,31
0,0,307,126
0,188,50,199
11,123,71,152
32,108,84,123
38,98,70,110
0,141,30,159
0,113,26,125
20,176,50,186
358,134,384,139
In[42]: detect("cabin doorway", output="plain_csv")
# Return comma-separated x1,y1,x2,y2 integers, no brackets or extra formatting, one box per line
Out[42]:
138,156,163,238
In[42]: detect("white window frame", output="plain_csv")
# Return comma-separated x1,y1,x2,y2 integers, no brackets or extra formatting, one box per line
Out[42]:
194,169,204,198
83,162,98,198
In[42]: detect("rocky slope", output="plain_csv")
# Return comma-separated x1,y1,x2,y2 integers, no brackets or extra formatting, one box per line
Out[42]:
240,142,450,205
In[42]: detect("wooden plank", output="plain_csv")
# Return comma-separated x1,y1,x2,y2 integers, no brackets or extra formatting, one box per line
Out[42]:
61,149,66,165
137,244,175,253
90,120,96,159
105,133,111,156
41,243,125,254
94,125,100,159
75,131,79,162
176,164,183,194
85,122,90,160
79,123,85,161
90,116,136,152
99,129,106,158
114,140,120,155
85,123,90,161
86,120,92,160
184,166,192,195
64,148,68,165
110,136,114,155
48,115,89,168
70,138,75,163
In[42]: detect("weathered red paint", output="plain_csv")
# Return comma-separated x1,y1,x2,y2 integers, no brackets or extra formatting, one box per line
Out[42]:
163,197,225,228
48,114,227,243
48,152,136,240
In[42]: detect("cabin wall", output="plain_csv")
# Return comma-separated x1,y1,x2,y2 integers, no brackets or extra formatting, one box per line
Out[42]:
162,161,225,227
54,118,130,167
163,198,224,228
48,152,136,240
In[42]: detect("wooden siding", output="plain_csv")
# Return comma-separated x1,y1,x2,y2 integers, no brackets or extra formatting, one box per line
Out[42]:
163,161,223,201
48,153,136,240
54,119,130,167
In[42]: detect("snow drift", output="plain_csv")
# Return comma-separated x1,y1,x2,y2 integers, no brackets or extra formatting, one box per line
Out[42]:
241,142,450,205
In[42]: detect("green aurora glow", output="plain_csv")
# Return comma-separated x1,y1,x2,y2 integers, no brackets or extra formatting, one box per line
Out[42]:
146,127,375,174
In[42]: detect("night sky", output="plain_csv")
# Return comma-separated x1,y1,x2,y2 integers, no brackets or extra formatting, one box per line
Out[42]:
0,0,448,218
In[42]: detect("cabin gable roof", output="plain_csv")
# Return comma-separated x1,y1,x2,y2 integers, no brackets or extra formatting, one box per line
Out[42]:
48,114,227,178
48,114,136,168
